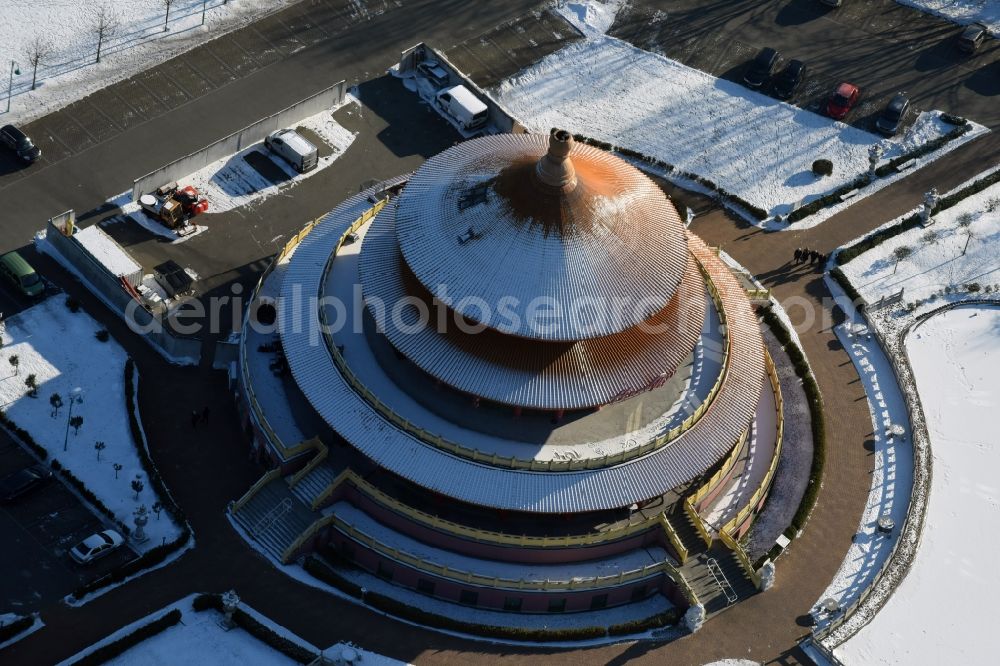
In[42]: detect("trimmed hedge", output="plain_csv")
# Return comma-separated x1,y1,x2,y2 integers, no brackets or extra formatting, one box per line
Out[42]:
71,609,181,666
124,359,186,524
787,175,868,223
830,267,863,305
573,134,770,221
72,531,190,600
191,594,316,664
758,306,826,537
49,459,129,536
305,555,674,642
0,614,34,643
838,165,1000,267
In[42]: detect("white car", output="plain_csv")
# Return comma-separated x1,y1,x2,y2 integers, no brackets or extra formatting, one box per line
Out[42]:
69,529,124,564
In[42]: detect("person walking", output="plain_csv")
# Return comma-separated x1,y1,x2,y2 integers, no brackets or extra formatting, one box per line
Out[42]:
190,410,199,428
810,250,820,265
794,248,803,263
202,406,211,422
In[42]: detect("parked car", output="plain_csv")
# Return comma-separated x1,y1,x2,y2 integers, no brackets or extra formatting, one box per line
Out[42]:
875,93,910,135
744,47,779,89
0,124,41,164
69,530,125,564
0,251,44,298
772,60,807,100
826,82,860,120
435,85,489,131
957,22,989,53
0,465,52,502
264,128,318,173
416,60,449,88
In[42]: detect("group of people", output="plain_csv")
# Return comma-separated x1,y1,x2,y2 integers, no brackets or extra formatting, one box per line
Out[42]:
794,247,826,266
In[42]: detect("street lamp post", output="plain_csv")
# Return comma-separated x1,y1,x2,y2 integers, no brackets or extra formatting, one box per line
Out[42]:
6,60,20,114
63,387,84,452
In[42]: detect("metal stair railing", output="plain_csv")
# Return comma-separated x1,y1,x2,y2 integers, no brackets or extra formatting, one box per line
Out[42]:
251,498,292,538
705,557,738,605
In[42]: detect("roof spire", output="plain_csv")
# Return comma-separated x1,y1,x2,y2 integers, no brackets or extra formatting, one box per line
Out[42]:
534,128,577,192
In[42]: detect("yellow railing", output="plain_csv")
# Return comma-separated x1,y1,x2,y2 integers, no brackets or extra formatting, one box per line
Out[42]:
688,427,748,512
319,249,734,472
659,515,689,564
289,437,329,486
683,498,713,548
308,467,660,548
720,349,784,538
664,559,699,607
282,513,338,564
329,514,669,591
719,528,761,588
232,468,282,513
745,288,771,300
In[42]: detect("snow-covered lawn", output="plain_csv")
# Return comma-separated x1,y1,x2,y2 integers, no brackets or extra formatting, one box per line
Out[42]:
495,1,985,225
896,0,1000,31
0,297,182,552
841,176,1000,320
807,288,913,630
834,304,1000,665
62,593,403,666
0,1,294,126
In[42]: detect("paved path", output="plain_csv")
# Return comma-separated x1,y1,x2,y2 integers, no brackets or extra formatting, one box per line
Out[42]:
0,0,998,663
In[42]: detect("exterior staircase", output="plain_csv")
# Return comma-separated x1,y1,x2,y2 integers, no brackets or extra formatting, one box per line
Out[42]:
231,477,318,562
680,544,758,616
289,461,339,507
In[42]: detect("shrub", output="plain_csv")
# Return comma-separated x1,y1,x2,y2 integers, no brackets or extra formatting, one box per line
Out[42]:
874,124,970,178
231,608,316,664
95,330,110,342
836,214,923,265
967,283,981,292
758,305,825,535
787,175,868,222
830,267,863,306
192,593,224,612
72,532,190,600
304,555,362,598
607,609,679,636
0,614,34,643
71,609,181,666
812,159,833,176
939,113,966,126
65,297,80,313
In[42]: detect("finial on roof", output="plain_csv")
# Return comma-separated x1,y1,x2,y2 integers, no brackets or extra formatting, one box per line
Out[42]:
534,128,577,192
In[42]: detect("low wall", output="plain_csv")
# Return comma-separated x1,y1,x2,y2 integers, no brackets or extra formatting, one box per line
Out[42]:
132,81,346,200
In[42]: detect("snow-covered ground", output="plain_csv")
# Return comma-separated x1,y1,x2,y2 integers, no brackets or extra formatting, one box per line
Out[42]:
808,285,914,631
495,1,986,226
841,177,1000,324
0,1,295,126
896,0,1000,31
61,593,403,666
834,304,1000,665
0,297,183,552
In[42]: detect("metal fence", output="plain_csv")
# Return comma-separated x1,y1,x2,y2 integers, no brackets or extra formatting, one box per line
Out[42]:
131,81,346,200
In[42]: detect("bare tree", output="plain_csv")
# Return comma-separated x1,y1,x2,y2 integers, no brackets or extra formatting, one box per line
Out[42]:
957,211,976,256
91,3,121,64
23,36,53,91
161,0,174,32
892,246,912,275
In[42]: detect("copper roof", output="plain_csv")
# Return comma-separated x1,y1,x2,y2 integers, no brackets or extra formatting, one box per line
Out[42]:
393,132,690,342
358,203,707,410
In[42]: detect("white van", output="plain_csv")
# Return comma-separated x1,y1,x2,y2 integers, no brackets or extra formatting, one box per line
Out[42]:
265,128,318,173
435,85,488,131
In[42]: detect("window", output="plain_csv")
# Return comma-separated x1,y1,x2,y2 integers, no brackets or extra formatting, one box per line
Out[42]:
547,598,566,613
631,585,648,602
590,594,608,610
459,590,478,606
376,561,393,581
417,579,436,595
503,597,522,612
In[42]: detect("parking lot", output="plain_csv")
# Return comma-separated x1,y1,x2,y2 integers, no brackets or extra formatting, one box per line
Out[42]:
610,0,1000,130
0,430,134,614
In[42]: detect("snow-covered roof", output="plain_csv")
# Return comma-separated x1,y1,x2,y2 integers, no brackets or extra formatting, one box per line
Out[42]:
393,133,689,341
271,185,766,513
358,202,706,410
74,225,142,280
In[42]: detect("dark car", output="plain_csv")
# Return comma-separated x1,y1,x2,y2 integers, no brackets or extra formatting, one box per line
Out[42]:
772,60,806,100
744,47,779,89
0,465,52,502
0,125,42,163
875,93,910,135
957,22,989,53
826,82,860,120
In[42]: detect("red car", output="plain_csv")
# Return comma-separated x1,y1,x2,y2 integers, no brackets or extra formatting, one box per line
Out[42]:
826,82,860,120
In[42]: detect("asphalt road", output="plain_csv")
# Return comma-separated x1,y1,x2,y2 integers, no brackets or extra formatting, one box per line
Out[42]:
612,0,1000,130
